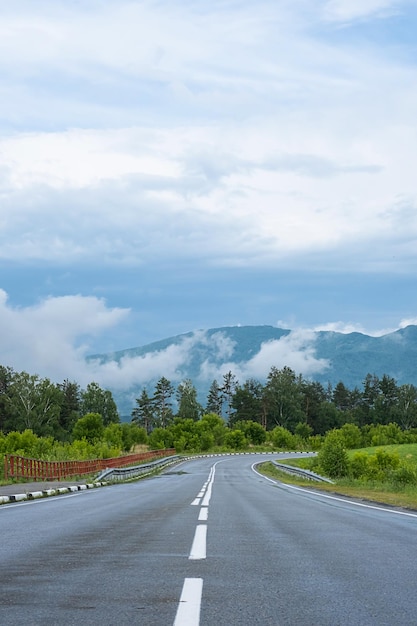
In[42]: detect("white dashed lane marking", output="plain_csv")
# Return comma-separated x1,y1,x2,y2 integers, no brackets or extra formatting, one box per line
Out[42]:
174,578,203,626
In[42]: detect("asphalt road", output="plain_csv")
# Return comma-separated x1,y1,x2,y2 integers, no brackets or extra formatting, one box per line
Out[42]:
1,454,417,625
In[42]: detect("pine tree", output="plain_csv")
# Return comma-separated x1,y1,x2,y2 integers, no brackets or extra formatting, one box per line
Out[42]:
176,379,202,421
221,371,238,423
153,377,174,428
206,379,223,415
131,389,155,433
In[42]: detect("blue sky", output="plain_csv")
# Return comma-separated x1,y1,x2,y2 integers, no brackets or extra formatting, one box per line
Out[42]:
1,0,417,391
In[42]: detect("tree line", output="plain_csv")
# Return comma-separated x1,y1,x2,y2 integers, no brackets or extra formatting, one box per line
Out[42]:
2,363,417,444
132,367,417,435
0,365,119,439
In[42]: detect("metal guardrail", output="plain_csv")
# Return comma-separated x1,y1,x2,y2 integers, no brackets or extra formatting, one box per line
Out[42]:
96,455,181,482
97,452,331,485
95,451,314,482
272,461,334,484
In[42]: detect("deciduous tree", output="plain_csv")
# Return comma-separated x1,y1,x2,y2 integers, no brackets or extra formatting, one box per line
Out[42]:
6,372,62,436
231,379,263,426
263,366,304,431
176,379,202,421
80,382,119,425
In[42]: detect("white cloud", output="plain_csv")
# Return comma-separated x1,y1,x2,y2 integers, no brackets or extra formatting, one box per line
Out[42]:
198,329,329,383
312,321,369,334
1,118,416,273
0,2,416,274
0,295,235,391
0,296,328,391
88,342,190,390
198,330,237,360
323,0,403,23
243,331,330,378
278,318,404,339
400,317,417,328
0,1,416,354
0,128,180,189
0,290,129,384
1,292,415,403
90,329,240,390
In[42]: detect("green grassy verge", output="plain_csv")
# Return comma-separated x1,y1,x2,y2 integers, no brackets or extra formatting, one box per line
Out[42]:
352,443,417,462
258,456,417,511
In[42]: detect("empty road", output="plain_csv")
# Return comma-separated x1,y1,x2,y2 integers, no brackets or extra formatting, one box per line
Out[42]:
1,454,417,625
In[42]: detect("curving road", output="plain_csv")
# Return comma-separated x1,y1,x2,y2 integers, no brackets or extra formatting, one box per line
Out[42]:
1,454,417,625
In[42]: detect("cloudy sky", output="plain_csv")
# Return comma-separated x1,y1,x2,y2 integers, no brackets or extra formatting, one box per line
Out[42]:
1,0,417,391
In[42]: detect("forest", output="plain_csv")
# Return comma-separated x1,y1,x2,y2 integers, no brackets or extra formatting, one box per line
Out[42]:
1,362,417,457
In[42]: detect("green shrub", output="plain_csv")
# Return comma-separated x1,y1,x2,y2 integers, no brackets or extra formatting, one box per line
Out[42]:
349,451,370,479
317,430,349,478
148,427,174,450
3,431,25,454
307,434,323,451
366,448,399,480
369,423,404,446
350,448,401,482
103,423,123,449
340,423,363,449
199,413,228,446
225,429,247,450
200,432,214,451
390,463,417,487
72,413,104,444
294,422,313,440
269,426,297,450
236,421,266,445
174,436,187,453
403,429,417,444
373,448,400,471
67,438,96,460
124,423,147,449
94,443,120,459
29,436,55,459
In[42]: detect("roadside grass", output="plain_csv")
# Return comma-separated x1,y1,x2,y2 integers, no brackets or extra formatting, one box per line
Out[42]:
354,443,417,462
258,447,417,511
275,456,316,469
0,473,99,487
131,444,151,454
273,443,417,471
0,476,27,487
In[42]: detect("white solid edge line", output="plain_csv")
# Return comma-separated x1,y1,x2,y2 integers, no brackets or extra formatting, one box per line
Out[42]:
189,524,207,560
251,462,417,519
174,578,203,626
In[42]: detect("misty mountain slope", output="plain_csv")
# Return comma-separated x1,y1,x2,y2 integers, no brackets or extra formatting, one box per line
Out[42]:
89,325,417,417
313,326,417,388
92,326,290,365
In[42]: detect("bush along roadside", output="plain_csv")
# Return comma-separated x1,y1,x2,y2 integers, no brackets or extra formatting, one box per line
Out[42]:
312,430,417,488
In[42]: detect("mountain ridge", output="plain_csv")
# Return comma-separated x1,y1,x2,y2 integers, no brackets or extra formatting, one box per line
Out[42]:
89,325,417,417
